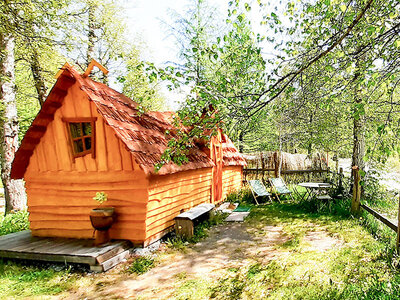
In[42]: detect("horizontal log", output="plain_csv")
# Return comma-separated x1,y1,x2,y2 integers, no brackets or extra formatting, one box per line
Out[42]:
30,219,146,231
28,205,147,215
32,228,145,242
149,168,211,186
148,180,211,200
147,186,210,211
146,197,208,227
146,219,175,238
361,204,398,232
26,180,149,191
25,170,148,183
148,173,212,192
28,212,146,222
27,193,148,207
31,229,93,240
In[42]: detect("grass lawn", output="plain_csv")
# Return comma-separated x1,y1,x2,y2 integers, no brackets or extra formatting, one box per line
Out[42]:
0,200,400,299
171,203,400,300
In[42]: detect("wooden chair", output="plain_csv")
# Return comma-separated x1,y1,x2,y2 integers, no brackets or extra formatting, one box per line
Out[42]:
247,179,272,205
269,177,294,202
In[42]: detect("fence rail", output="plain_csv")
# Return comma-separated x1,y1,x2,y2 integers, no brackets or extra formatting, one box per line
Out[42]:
243,168,331,185
351,166,400,251
244,168,328,174
361,204,398,232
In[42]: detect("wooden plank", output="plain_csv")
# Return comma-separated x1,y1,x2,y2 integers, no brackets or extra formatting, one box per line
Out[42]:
51,112,72,171
42,123,59,171
101,250,130,272
0,250,96,265
9,237,62,252
0,230,31,242
95,116,108,171
119,140,133,171
96,240,131,264
176,203,215,221
0,235,40,251
105,126,123,171
0,231,131,266
175,219,194,238
361,204,398,232
35,142,48,172
89,265,104,272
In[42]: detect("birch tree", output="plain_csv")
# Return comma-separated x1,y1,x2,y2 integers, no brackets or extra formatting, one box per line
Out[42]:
0,33,27,213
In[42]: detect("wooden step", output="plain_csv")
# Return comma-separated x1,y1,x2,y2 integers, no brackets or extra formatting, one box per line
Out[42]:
90,249,130,272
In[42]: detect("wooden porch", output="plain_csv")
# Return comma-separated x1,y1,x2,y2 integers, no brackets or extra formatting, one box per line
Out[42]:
0,230,132,272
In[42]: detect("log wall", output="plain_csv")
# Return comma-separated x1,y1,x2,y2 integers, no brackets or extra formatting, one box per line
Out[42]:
221,166,243,202
24,83,148,243
146,168,212,243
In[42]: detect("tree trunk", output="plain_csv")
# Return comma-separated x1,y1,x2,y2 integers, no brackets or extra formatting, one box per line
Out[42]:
0,33,27,213
351,111,365,171
87,3,96,66
351,57,365,195
238,131,244,153
30,49,47,106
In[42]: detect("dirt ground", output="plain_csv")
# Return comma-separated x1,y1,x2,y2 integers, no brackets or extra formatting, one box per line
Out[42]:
69,221,342,300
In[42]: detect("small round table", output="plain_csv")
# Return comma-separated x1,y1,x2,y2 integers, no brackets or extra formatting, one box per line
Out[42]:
297,182,331,201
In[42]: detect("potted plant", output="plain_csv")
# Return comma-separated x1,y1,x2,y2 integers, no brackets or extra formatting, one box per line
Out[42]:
90,192,116,245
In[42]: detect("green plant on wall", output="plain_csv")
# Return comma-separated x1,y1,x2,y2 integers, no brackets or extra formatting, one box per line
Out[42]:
93,192,108,205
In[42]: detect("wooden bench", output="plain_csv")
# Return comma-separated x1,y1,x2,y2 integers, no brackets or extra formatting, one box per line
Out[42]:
175,203,215,239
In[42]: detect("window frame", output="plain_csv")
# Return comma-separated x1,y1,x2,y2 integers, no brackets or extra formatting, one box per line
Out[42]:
62,117,97,159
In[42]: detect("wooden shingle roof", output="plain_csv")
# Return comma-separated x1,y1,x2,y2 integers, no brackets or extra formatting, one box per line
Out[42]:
11,65,245,178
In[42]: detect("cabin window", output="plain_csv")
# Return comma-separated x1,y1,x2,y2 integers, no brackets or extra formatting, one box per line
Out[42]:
62,117,96,158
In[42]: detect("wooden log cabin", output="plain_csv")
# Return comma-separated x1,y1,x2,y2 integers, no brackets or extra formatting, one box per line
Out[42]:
11,63,246,246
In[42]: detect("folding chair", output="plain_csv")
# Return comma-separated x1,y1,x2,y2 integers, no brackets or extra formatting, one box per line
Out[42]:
269,177,294,202
247,179,272,205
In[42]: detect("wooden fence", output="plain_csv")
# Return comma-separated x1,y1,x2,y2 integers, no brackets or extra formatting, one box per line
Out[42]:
243,168,330,184
351,166,400,251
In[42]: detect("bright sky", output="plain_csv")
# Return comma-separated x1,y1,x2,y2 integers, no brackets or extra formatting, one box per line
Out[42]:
121,0,279,110
124,0,227,65
123,0,207,109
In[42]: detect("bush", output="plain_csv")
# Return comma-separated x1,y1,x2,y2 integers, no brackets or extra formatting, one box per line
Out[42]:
0,210,29,236
226,188,254,205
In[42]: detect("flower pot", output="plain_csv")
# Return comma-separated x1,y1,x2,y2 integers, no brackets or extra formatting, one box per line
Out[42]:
89,207,115,245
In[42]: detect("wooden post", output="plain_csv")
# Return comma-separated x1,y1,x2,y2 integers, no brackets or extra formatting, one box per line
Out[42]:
338,167,343,195
351,166,361,214
326,151,329,169
397,195,400,253
274,151,279,178
260,152,264,181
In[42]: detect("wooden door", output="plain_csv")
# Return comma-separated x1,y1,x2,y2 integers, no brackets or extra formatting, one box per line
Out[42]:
211,129,223,204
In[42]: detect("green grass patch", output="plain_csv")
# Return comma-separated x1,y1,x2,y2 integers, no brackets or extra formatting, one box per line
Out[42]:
0,210,29,236
0,259,83,299
172,202,400,299
127,256,155,275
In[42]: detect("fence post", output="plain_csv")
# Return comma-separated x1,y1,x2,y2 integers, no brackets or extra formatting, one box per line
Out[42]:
397,195,400,253
351,166,361,214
